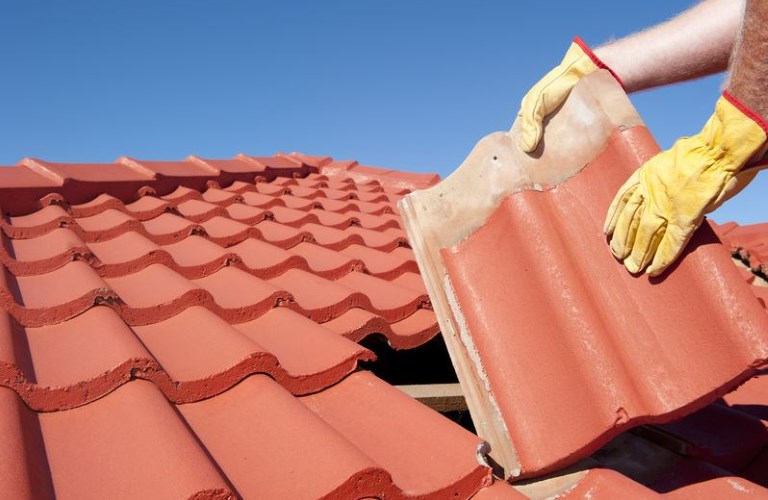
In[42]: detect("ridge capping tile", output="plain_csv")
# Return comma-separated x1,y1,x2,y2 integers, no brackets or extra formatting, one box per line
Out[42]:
398,70,768,479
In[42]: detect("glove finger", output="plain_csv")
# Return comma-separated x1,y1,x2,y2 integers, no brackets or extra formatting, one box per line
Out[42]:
625,211,667,274
609,188,644,260
518,65,576,153
604,169,641,236
646,219,702,277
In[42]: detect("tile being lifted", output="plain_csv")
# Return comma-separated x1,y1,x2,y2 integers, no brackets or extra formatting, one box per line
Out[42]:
399,71,768,480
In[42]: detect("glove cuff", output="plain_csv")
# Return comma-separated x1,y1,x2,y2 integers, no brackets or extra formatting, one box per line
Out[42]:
573,36,625,90
722,91,768,171
722,90,768,136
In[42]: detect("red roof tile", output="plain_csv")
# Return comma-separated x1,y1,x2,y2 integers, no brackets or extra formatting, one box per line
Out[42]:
400,71,768,480
0,151,504,498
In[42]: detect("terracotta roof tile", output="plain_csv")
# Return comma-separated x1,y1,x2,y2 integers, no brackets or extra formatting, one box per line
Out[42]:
400,72,768,480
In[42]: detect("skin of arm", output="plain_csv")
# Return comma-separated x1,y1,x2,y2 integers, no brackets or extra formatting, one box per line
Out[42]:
594,0,744,93
728,0,768,119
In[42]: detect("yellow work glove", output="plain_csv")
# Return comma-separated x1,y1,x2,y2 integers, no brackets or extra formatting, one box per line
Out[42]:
604,92,768,276
518,37,623,153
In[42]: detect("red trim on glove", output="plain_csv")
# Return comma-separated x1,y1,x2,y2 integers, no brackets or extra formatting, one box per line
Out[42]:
723,90,768,138
573,36,625,90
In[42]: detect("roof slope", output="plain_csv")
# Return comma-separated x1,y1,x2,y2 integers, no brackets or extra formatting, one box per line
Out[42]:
0,153,493,498
399,71,768,480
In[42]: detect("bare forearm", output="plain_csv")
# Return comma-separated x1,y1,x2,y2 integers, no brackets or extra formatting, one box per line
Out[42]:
594,0,743,93
728,0,768,119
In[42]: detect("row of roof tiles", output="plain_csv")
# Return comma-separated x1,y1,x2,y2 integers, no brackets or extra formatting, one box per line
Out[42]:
0,153,504,499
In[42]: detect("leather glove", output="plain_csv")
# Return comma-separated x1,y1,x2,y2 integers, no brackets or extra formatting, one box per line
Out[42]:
604,91,768,276
518,37,623,153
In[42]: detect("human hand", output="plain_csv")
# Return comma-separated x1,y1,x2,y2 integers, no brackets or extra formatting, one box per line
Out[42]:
518,37,622,153
604,92,768,276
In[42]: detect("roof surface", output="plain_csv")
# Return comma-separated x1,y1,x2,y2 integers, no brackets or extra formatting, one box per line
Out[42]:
2,148,768,498
0,153,495,499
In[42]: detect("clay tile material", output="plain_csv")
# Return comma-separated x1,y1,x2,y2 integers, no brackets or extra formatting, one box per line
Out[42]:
192,266,292,322
300,371,491,498
399,71,768,479
300,222,363,250
289,241,364,278
3,228,91,276
233,307,375,385
124,195,173,220
87,231,166,276
22,158,154,183
140,212,202,244
224,203,271,225
104,263,208,325
119,157,217,178
12,305,152,410
239,190,284,209
340,243,418,279
39,381,232,498
3,261,117,326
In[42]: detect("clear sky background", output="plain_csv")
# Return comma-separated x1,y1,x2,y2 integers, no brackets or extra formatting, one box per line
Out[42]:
0,1,764,224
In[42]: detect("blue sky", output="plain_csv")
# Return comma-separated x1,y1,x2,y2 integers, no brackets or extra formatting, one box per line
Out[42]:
0,1,764,224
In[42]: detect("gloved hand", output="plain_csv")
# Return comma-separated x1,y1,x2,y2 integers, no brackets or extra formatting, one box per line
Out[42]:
518,37,623,153
604,92,768,276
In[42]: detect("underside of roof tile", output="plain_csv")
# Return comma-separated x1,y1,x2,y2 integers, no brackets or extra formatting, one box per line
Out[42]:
399,71,768,480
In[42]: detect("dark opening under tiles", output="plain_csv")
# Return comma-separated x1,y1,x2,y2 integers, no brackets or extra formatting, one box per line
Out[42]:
321,307,440,349
654,403,768,471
